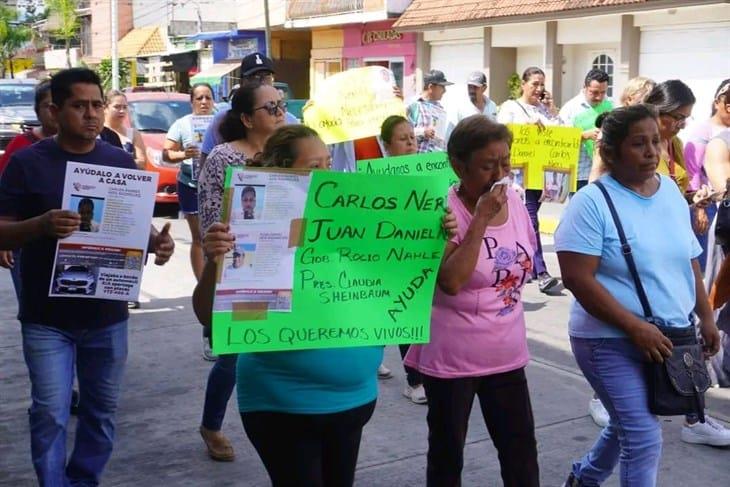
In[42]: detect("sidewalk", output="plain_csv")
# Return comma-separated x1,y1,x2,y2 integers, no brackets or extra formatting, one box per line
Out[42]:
0,219,728,486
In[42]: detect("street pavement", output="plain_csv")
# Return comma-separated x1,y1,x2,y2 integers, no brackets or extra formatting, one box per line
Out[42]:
1,216,728,486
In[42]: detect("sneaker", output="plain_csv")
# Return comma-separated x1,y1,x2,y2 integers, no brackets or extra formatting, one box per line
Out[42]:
377,364,393,379
681,414,730,446
403,384,428,404
202,337,217,362
589,398,610,428
538,272,559,293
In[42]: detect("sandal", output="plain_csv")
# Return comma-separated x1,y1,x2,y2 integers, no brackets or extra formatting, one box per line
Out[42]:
199,426,235,461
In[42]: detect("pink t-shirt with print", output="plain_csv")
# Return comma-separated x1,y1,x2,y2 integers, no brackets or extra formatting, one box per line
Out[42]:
405,186,536,379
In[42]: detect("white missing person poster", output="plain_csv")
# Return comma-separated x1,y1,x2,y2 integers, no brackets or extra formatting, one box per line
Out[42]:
214,169,311,314
49,162,159,301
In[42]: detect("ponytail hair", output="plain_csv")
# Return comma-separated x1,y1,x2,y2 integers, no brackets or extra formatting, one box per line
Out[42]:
219,80,265,143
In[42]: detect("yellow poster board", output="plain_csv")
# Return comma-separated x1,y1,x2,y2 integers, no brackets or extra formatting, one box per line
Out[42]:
3,58,33,73
508,124,582,200
303,66,405,145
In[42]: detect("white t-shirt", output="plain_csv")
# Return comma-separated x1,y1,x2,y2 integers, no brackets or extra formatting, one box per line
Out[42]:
496,99,561,126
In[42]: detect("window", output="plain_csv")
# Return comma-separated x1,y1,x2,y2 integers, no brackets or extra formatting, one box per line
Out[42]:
364,58,405,91
591,54,615,98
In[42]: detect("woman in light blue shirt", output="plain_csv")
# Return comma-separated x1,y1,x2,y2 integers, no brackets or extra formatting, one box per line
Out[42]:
555,105,721,486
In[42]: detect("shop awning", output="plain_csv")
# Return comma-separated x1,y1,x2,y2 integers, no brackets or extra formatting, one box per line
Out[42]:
190,63,239,86
394,0,649,30
118,26,168,58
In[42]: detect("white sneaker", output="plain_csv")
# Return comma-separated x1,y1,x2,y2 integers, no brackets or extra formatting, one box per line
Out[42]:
202,337,217,362
403,384,427,404
377,364,393,379
681,415,730,446
589,398,610,428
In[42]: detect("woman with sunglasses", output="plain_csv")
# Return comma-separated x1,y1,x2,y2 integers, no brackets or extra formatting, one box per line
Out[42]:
163,83,215,282
104,89,146,170
192,80,285,463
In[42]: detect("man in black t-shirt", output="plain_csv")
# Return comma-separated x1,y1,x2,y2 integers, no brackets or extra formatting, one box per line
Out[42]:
0,68,175,486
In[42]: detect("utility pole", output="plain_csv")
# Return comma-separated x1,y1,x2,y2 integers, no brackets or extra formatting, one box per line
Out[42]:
263,0,271,56
111,0,119,90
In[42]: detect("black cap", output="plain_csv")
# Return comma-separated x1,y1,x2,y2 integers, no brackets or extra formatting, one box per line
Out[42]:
240,52,275,77
424,69,453,87
467,71,487,86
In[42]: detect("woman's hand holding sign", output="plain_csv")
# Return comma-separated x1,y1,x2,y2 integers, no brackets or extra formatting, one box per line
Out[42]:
203,223,235,261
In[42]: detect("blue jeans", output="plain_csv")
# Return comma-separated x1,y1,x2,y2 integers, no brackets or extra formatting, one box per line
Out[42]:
524,189,547,276
201,353,237,431
22,321,128,487
570,337,662,486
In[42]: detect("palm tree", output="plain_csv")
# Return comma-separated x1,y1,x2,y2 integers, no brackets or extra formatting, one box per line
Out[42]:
0,5,32,78
47,0,78,68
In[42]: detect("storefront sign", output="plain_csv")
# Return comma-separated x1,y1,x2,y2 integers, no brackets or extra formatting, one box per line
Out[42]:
362,29,403,44
288,0,366,19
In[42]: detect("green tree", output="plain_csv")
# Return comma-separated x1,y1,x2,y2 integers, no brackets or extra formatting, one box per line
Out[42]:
507,73,522,100
98,58,131,91
0,5,32,78
47,0,78,68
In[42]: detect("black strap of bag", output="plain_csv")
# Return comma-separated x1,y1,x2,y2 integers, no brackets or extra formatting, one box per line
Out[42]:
594,181,653,318
594,180,709,421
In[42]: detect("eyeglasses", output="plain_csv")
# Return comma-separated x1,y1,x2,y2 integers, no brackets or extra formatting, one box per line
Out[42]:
250,72,274,83
664,111,690,124
254,100,287,116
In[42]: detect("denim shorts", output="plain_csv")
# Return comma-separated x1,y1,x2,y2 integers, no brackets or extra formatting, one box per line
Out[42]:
177,181,198,215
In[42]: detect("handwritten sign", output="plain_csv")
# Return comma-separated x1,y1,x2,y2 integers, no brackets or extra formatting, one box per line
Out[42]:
303,66,405,145
508,123,581,194
212,169,449,354
357,152,459,187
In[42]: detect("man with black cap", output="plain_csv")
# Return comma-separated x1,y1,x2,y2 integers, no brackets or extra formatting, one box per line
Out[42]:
446,71,498,141
406,69,453,153
199,52,298,175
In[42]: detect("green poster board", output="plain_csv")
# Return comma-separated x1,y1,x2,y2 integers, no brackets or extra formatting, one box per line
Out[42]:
212,169,449,354
357,152,459,187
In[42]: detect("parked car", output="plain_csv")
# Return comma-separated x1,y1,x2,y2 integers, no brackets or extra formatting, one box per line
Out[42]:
125,91,192,205
54,265,96,295
0,79,39,155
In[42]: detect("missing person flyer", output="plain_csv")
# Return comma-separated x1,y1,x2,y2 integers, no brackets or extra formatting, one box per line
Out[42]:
48,162,159,301
190,115,213,181
213,168,311,314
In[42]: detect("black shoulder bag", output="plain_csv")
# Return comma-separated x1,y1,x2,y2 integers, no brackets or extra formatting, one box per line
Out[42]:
595,181,711,422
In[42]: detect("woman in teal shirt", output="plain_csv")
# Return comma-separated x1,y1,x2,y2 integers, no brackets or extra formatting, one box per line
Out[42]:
194,125,381,486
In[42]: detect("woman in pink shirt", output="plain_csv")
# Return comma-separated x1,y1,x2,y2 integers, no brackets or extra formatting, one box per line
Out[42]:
405,115,539,486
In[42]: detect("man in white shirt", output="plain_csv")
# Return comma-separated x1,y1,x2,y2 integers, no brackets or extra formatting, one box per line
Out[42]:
447,71,498,140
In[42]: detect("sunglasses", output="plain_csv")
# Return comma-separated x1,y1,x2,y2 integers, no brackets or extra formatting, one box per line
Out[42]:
255,100,287,116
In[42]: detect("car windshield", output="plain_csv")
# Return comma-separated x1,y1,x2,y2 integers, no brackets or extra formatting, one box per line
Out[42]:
129,100,191,133
0,84,35,106
65,266,89,273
